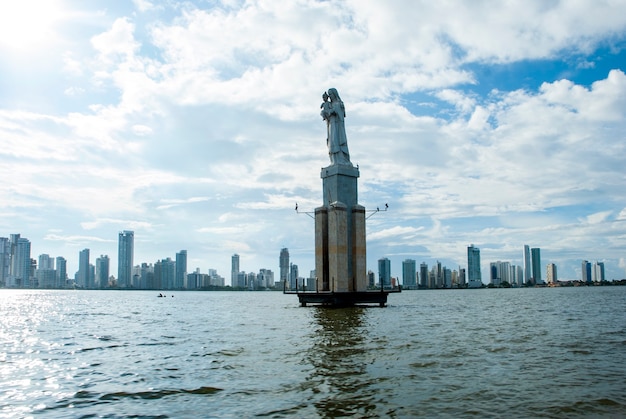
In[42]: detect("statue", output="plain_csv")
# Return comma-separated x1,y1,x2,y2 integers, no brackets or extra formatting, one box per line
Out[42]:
321,88,351,166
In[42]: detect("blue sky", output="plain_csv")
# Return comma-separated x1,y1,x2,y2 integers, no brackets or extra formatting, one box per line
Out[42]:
1,0,626,284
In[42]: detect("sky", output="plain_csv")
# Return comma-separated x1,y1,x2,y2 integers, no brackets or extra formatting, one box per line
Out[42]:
1,0,626,285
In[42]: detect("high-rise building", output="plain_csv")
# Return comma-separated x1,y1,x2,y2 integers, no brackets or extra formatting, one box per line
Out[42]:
96,255,110,288
402,259,416,288
118,231,134,288
56,257,67,288
546,263,557,284
176,250,187,289
12,237,32,287
514,265,523,287
156,257,176,289
419,262,429,288
581,260,592,283
78,248,91,288
467,245,482,288
378,257,391,287
258,269,274,289
592,261,605,282
187,268,205,289
38,254,54,270
523,245,531,285
490,261,513,286
289,263,299,290
443,267,452,288
231,254,240,287
531,248,542,284
36,254,56,288
279,248,289,289
0,237,10,286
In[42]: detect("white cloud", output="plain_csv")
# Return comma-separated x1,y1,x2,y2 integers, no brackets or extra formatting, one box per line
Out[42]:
1,1,626,282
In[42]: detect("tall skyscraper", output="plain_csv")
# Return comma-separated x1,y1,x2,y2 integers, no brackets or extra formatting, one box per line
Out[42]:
581,260,592,283
56,257,67,288
402,259,416,288
523,245,531,285
0,237,9,286
289,263,299,290
96,255,110,288
11,236,32,287
419,262,428,288
176,250,187,289
279,248,289,288
593,261,605,282
162,258,176,289
531,248,541,284
78,248,91,288
231,254,240,287
378,257,391,287
546,263,557,284
467,244,482,288
118,230,134,288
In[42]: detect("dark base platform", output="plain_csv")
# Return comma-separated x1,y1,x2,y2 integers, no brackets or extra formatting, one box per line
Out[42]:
285,289,401,307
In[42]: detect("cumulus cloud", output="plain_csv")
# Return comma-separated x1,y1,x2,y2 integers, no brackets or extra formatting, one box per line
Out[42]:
1,1,626,281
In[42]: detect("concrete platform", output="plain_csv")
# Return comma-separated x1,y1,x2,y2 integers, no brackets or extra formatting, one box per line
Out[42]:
285,288,401,307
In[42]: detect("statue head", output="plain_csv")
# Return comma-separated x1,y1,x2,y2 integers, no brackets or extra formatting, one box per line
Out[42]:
322,91,329,101
328,88,340,101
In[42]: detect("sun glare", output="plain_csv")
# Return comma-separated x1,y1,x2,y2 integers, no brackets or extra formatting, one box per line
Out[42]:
0,0,65,51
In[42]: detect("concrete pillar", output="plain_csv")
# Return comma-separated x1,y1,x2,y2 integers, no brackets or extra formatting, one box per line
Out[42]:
328,201,348,292
352,204,367,291
314,206,329,291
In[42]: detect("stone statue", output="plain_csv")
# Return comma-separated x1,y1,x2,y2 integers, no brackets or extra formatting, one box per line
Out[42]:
321,88,351,165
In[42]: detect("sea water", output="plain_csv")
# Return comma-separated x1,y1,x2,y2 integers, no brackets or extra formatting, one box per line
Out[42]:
1,287,625,418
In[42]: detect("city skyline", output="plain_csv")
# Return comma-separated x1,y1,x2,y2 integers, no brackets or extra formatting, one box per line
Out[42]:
1,2,626,282
1,231,621,289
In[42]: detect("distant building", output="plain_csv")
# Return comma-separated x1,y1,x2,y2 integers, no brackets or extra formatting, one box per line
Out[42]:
231,254,240,287
187,268,205,289
289,263,299,290
78,248,91,288
467,245,482,288
96,255,110,288
259,268,274,289
9,235,31,287
56,257,67,288
279,248,289,289
523,245,531,285
592,261,605,282
118,231,134,288
378,257,391,287
531,248,542,284
419,262,429,288
514,265,523,287
458,267,466,287
581,260,592,283
402,259,416,288
490,261,513,286
175,250,187,289
36,254,56,289
546,263,557,284
443,267,452,288
0,237,9,286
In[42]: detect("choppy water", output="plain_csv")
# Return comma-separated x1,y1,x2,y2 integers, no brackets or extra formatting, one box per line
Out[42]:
1,287,625,418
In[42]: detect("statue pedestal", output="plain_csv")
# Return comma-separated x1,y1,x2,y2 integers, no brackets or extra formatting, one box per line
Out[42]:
315,164,367,292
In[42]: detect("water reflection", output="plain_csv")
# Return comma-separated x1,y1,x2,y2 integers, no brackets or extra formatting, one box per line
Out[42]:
302,307,378,417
